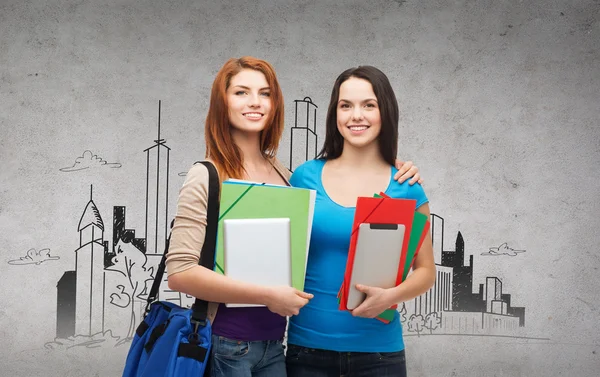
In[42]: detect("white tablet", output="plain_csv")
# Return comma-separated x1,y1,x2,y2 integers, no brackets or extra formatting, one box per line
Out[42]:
222,218,292,307
346,223,406,310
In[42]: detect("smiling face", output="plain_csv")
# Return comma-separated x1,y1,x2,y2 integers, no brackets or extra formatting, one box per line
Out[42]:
336,77,382,149
227,68,272,135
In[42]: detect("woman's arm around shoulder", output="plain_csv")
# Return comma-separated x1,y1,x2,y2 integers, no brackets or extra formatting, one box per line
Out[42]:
392,159,423,185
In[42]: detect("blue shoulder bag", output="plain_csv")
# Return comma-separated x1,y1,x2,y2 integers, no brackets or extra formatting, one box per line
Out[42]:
122,161,220,377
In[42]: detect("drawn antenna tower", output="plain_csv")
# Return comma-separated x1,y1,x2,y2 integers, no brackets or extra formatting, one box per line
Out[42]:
144,100,171,255
289,97,318,172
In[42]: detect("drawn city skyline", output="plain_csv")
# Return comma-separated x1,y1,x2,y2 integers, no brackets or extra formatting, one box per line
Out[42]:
53,101,180,347
46,97,538,350
400,214,534,338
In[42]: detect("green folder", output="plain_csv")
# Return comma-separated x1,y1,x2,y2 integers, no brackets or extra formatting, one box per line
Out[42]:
402,212,429,281
371,194,429,323
216,181,315,291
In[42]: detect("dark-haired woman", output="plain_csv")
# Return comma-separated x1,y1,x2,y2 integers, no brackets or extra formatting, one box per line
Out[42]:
286,66,436,377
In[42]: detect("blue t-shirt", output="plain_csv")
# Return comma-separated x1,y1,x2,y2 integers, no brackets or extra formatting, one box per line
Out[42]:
287,159,429,352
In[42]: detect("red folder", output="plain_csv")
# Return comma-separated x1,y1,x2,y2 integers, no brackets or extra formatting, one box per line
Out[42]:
338,196,417,311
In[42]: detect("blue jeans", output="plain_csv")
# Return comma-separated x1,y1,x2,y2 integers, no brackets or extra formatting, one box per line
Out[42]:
285,344,407,377
209,335,286,377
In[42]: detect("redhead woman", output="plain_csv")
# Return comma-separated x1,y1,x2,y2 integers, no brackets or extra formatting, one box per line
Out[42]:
286,66,436,377
166,57,423,377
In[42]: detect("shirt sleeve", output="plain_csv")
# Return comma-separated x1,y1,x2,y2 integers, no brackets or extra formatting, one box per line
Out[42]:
165,163,210,276
406,182,429,209
289,160,315,189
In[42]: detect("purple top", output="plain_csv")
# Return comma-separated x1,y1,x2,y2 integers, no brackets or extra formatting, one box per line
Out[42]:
211,165,290,341
211,304,286,341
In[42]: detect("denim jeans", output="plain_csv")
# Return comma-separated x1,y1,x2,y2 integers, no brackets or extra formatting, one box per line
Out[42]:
285,344,407,377
209,335,286,377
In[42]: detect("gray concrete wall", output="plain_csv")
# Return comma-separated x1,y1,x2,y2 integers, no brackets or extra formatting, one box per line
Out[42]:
1,0,598,376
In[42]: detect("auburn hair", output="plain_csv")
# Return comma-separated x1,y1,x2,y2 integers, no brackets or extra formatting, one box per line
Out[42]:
204,57,284,180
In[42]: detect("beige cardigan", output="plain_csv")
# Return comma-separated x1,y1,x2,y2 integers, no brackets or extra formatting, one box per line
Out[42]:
165,158,292,323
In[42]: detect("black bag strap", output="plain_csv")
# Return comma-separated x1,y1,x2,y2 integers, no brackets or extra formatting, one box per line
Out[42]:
145,160,220,324
191,160,220,323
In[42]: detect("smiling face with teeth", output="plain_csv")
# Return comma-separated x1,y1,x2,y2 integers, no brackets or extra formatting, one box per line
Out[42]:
319,66,398,165
336,77,382,150
226,68,272,135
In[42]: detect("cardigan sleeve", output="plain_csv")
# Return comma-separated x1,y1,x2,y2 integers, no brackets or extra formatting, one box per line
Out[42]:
165,163,211,276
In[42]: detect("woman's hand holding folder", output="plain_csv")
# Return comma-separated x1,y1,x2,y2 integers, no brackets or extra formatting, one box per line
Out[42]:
264,286,314,317
349,284,395,319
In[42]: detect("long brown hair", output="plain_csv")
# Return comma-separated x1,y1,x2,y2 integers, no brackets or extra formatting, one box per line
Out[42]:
204,57,284,179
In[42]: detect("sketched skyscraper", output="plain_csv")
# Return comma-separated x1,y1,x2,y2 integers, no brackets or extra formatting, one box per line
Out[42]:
144,100,171,256
430,214,444,265
75,186,106,335
289,97,318,171
142,101,180,305
404,213,454,318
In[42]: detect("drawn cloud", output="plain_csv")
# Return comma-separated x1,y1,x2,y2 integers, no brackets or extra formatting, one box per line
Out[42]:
60,150,122,172
8,248,60,265
482,242,526,257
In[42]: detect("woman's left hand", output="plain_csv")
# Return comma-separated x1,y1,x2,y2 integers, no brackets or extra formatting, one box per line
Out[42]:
350,284,394,319
393,159,423,185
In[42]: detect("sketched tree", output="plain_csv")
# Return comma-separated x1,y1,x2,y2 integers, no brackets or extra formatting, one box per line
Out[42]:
407,314,425,336
398,302,408,323
105,239,155,339
424,312,442,334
